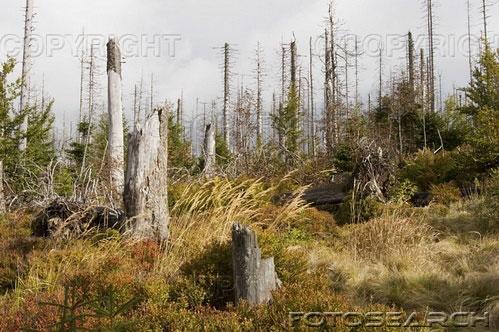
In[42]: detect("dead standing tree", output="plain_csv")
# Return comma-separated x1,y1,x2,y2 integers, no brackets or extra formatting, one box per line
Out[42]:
19,0,35,151
219,43,236,149
203,123,216,178
124,107,169,242
255,42,264,147
425,0,436,112
107,38,125,202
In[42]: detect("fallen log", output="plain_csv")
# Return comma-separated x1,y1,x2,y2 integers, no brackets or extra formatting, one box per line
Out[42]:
31,200,126,237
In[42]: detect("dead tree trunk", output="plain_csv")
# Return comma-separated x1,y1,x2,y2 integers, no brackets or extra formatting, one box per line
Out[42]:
124,108,169,242
19,0,34,151
232,223,280,305
482,0,488,43
467,0,473,86
107,38,125,200
324,29,334,154
426,0,436,112
309,36,315,156
203,123,216,178
420,49,427,149
255,42,263,147
223,43,231,148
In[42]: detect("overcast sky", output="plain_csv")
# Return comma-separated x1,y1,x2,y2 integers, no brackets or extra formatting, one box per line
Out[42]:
1,0,498,134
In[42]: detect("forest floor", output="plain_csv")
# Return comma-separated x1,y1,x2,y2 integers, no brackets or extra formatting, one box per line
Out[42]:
0,175,498,331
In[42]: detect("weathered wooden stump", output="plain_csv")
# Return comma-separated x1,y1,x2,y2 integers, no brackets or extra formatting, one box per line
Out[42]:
124,107,169,242
232,223,280,305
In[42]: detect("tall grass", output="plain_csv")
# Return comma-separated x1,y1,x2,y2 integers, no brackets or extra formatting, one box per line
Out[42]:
159,176,309,276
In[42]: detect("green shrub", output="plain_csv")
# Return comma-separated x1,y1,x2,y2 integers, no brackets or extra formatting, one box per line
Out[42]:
430,182,462,205
400,149,458,191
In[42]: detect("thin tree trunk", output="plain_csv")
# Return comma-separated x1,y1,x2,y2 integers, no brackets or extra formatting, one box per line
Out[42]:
107,38,125,201
420,49,427,149
482,0,488,42
467,0,473,86
426,0,436,112
309,36,315,156
255,42,263,147
223,43,230,147
324,29,333,153
19,0,34,151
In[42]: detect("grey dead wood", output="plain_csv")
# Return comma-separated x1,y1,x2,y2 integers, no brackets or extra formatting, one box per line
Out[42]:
232,223,281,305
107,38,125,201
124,107,169,242
203,123,216,178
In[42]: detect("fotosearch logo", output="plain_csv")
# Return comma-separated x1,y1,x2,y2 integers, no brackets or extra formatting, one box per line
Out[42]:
289,311,490,328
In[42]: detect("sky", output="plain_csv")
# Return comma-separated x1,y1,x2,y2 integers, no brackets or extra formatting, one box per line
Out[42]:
1,0,498,138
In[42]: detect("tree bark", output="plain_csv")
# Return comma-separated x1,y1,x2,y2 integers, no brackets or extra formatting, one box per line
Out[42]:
124,108,169,242
107,38,125,201
232,223,280,305
203,123,216,178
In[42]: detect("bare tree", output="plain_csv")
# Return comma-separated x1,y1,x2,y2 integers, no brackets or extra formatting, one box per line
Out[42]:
79,45,97,179
78,36,86,143
222,43,232,147
19,0,35,151
106,38,125,201
378,47,383,111
481,0,488,42
467,0,473,85
324,28,334,153
203,123,216,178
309,36,316,156
420,49,428,149
408,31,416,92
255,42,264,147
426,0,436,112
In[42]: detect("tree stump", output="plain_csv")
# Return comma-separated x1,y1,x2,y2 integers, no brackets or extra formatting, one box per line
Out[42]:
203,123,216,178
124,108,169,242
232,223,280,305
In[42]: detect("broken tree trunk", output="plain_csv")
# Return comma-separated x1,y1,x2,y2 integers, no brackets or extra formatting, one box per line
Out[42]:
203,123,216,178
107,38,125,200
124,107,169,242
232,223,280,305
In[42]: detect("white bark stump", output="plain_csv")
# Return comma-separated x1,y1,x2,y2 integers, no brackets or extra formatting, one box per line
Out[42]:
124,108,169,242
232,223,280,305
203,123,216,178
107,38,125,199
0,160,5,214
